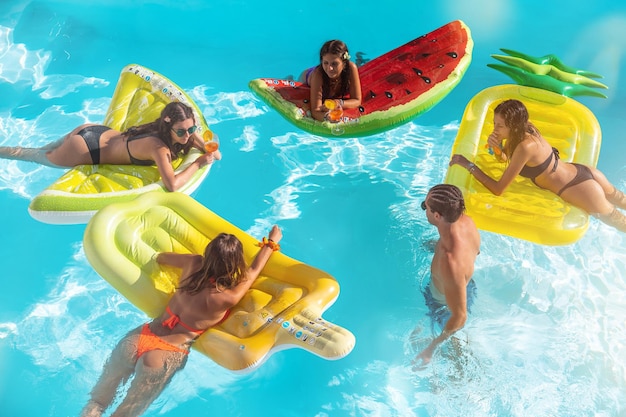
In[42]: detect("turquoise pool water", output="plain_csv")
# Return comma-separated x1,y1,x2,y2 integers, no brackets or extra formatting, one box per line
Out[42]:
1,1,625,416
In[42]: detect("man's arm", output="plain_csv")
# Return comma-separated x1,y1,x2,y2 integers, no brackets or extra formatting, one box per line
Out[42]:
414,258,468,366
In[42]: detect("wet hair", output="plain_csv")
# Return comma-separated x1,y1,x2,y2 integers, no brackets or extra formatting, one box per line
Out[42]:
123,101,196,158
494,99,541,157
178,233,247,295
427,184,465,223
318,40,352,100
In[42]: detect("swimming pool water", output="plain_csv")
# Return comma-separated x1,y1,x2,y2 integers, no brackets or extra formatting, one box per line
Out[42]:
1,1,625,416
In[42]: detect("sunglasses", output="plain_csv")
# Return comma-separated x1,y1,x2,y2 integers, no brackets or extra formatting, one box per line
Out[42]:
421,200,435,213
171,125,198,137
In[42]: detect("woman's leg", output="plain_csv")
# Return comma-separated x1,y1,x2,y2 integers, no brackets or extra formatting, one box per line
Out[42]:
559,179,614,215
40,136,67,150
298,66,316,85
595,209,626,233
586,167,626,209
0,145,62,167
0,124,93,167
45,124,96,166
110,350,188,417
607,188,626,210
559,169,626,233
80,331,140,417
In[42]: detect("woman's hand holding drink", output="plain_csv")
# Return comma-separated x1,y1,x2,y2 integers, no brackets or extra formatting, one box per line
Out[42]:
324,99,345,135
486,132,502,156
324,99,343,121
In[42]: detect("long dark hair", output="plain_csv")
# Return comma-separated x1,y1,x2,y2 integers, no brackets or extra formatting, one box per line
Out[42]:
123,102,196,158
178,233,247,295
494,99,541,157
427,184,465,223
318,40,352,100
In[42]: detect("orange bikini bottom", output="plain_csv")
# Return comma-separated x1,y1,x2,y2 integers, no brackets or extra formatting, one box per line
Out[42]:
136,324,189,359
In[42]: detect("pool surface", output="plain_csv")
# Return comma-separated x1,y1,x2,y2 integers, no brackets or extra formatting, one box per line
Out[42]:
1,1,625,416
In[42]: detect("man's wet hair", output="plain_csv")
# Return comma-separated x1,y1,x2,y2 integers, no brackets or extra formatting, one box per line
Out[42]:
427,184,465,223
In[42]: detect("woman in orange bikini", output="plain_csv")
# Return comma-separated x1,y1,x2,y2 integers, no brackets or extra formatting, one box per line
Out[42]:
0,102,220,191
80,225,283,417
450,99,626,232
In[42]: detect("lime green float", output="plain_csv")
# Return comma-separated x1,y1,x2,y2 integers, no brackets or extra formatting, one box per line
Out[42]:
28,64,214,224
488,48,608,98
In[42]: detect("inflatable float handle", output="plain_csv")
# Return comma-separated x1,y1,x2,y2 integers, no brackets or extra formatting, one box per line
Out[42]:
274,308,355,360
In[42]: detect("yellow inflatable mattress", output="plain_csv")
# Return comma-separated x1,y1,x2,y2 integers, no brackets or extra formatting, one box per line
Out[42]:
83,191,356,372
445,84,601,245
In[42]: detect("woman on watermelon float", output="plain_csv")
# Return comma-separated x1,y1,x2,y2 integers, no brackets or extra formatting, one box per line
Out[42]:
0,102,220,192
299,40,362,121
449,99,626,233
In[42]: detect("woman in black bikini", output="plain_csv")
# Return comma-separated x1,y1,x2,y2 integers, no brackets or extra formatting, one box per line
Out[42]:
81,225,282,417
298,40,362,121
450,99,626,233
0,102,220,192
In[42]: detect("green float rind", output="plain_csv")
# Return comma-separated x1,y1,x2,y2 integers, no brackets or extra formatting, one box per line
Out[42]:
28,64,213,224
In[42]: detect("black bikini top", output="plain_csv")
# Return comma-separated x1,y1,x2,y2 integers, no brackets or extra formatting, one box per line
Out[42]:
126,133,156,166
519,147,560,180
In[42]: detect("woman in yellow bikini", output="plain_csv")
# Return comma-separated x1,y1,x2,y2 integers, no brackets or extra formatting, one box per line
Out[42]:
80,225,283,417
450,99,626,232
0,102,220,191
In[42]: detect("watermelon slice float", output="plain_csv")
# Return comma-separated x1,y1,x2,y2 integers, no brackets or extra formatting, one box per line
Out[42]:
249,20,473,138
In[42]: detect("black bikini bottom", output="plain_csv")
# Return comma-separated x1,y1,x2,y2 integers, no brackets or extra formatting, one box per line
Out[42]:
557,163,595,196
77,125,111,164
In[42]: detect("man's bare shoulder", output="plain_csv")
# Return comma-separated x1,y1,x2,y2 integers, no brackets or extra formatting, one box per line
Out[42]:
452,215,480,249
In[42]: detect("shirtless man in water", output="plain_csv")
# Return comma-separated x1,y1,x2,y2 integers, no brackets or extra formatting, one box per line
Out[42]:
414,184,481,366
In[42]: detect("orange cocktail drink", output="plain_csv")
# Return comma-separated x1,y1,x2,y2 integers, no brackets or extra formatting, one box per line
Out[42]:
204,141,219,152
203,130,219,152
329,108,343,122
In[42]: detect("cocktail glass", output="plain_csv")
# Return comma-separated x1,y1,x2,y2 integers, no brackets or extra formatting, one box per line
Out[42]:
203,130,220,153
328,103,344,136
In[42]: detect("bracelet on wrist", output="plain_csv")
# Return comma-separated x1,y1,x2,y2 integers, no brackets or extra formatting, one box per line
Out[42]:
468,163,476,174
257,236,280,251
